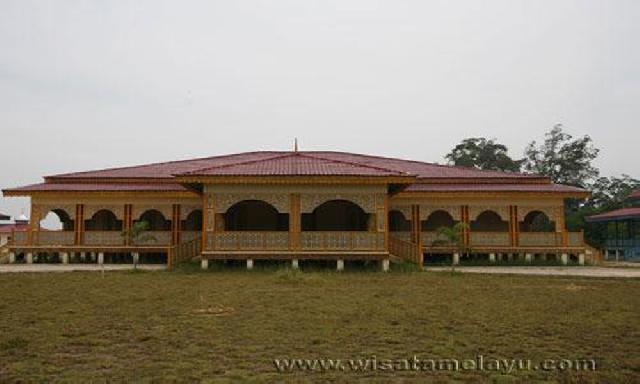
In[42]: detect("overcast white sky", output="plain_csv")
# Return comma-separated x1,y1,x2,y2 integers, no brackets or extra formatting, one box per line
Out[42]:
1,0,639,221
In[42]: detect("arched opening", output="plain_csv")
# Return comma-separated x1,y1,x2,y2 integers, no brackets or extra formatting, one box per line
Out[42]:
422,210,457,231
224,200,288,231
85,210,122,231
520,211,556,232
39,209,74,231
182,209,203,231
470,211,508,232
388,210,410,232
302,200,369,231
136,209,171,231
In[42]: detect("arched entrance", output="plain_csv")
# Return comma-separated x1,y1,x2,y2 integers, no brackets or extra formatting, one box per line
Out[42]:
422,210,457,231
85,209,122,231
136,209,171,231
302,200,369,231
388,210,410,232
182,209,203,231
40,209,74,231
225,200,288,231
471,210,509,232
520,211,555,232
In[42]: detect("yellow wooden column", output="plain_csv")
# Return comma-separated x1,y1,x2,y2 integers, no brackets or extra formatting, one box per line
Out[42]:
289,194,301,250
412,204,423,264
461,205,470,247
172,204,181,246
75,204,84,245
509,205,519,247
123,204,132,246
203,192,216,251
28,203,40,246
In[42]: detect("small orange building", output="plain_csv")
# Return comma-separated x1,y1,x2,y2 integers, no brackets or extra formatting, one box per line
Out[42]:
2,151,589,269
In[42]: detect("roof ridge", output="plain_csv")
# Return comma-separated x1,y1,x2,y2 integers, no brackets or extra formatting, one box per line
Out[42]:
47,151,284,179
299,152,409,175
310,151,542,178
180,152,295,175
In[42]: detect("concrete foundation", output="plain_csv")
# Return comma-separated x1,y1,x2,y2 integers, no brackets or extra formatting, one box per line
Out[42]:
337,259,344,271
292,259,299,269
525,253,533,262
132,253,139,265
97,252,104,265
452,253,460,265
561,253,568,265
201,258,209,270
579,253,585,265
61,253,69,264
381,259,390,272
489,253,496,263
26,253,33,264
246,259,254,270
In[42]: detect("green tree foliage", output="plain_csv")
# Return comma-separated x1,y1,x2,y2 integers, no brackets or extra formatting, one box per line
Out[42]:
434,222,470,272
584,175,640,211
445,138,523,172
523,124,600,188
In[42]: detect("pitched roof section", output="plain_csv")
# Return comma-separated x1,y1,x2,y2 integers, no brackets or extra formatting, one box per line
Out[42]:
586,207,640,222
404,183,588,194
3,183,190,193
180,152,410,177
46,151,543,180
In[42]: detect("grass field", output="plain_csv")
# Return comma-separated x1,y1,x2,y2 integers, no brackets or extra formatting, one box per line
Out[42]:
0,265,638,382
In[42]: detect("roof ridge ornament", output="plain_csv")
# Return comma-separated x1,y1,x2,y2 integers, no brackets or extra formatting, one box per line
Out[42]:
294,138,298,152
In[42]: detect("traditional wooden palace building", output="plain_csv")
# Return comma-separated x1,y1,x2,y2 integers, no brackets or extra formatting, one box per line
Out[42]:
2,151,590,269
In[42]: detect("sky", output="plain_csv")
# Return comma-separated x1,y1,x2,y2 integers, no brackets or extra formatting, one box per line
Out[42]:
0,0,639,224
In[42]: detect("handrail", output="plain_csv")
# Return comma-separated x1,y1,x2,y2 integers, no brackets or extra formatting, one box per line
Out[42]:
389,236,420,263
168,237,202,269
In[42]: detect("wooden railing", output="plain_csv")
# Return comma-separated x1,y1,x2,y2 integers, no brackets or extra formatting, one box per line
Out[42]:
213,232,290,250
388,236,420,263
181,231,201,243
168,237,201,268
389,231,411,242
11,231,28,246
132,231,172,245
300,232,385,251
421,232,452,247
34,231,76,246
567,231,584,247
518,232,562,247
470,232,511,247
84,231,124,246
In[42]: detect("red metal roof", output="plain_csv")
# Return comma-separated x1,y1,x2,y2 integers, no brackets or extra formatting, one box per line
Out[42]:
0,223,29,233
46,151,543,180
404,183,587,194
5,183,190,193
586,207,640,222
181,152,410,177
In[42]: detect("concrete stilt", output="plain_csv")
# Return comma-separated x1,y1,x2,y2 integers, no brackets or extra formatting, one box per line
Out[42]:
452,253,460,265
97,252,104,265
604,249,609,260
132,253,139,265
561,253,568,265
61,252,69,264
8,253,15,263
489,253,496,263
525,253,533,263
292,259,299,269
381,259,390,272
246,259,254,270
497,253,503,262
80,252,86,262
337,259,344,271
201,258,209,270
578,253,585,265
26,253,33,264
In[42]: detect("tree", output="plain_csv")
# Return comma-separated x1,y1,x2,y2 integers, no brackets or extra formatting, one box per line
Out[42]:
445,138,523,172
121,221,156,268
523,124,600,188
584,175,640,211
434,222,470,272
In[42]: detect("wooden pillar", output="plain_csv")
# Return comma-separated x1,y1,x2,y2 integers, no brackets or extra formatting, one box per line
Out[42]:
204,193,216,250
123,204,132,246
461,205,470,247
509,205,519,247
411,204,423,264
172,204,181,246
75,204,84,245
383,195,390,249
28,204,40,246
289,194,301,250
